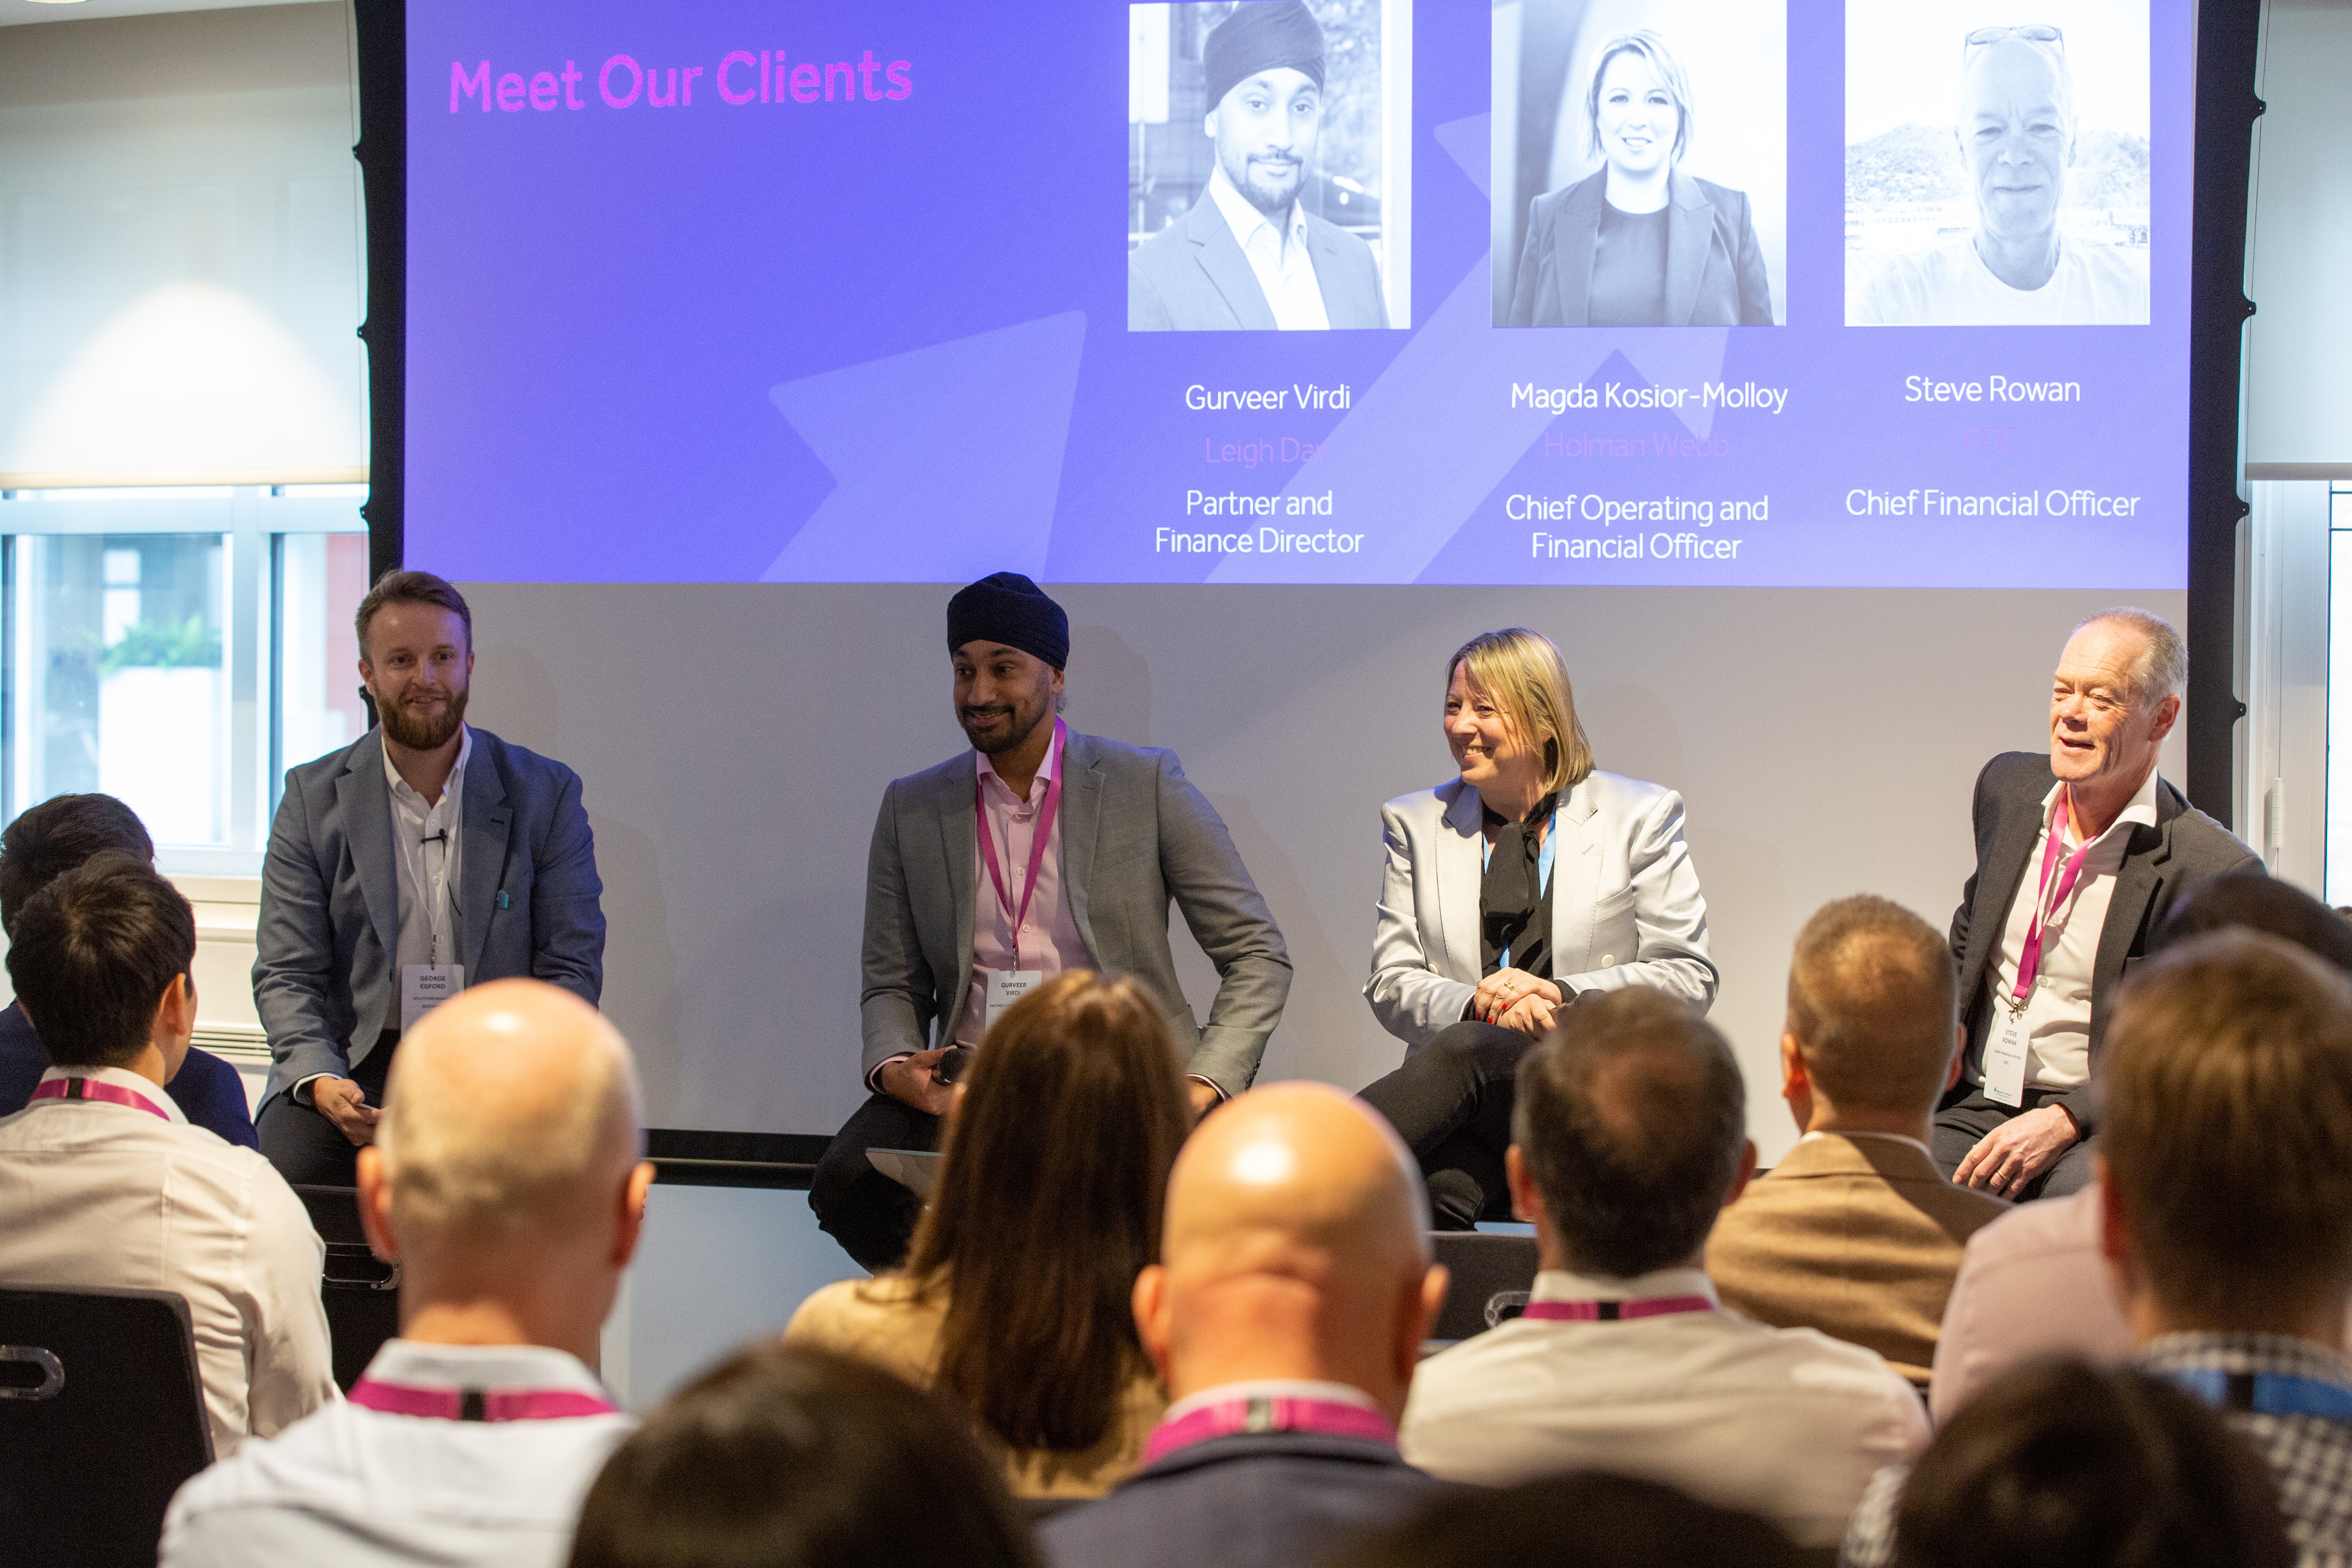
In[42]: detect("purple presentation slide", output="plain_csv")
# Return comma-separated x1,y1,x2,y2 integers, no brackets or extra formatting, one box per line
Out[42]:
405,0,2188,588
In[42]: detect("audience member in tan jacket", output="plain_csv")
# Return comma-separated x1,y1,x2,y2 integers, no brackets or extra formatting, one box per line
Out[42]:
1707,896,2009,1385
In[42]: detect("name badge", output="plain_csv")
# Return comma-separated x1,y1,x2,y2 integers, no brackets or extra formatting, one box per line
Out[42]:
983,969,1042,1033
401,963,464,1031
1984,1010,2029,1107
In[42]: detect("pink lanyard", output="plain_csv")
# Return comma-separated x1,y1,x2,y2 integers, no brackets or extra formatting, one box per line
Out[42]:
1521,1295,1715,1323
1143,1394,1397,1466
975,719,1065,969
29,1078,167,1121
350,1379,618,1421
2011,791,2098,1008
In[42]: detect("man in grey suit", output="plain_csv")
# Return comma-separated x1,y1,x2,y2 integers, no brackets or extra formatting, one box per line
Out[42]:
811,572,1290,1270
1939,608,2259,1201
253,571,605,1187
1128,1,1389,332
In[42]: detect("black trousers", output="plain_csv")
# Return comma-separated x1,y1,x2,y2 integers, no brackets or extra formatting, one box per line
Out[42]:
1931,1084,2097,1201
1356,1021,1532,1230
257,1032,398,1189
810,1093,943,1273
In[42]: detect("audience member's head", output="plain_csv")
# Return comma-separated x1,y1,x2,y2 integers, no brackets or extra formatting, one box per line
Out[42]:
1782,895,1960,1131
359,978,652,1360
0,793,154,938
2150,871,2352,973
2099,931,2352,1340
1508,987,1752,1278
1135,1082,1446,1423
568,1342,1040,1568
5,851,195,1076
906,970,1192,1455
1322,1470,1801,1568
1891,1359,2292,1568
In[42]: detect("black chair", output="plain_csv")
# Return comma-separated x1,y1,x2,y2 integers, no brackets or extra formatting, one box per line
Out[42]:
294,1185,401,1391
1428,1232,1541,1343
0,1284,212,1568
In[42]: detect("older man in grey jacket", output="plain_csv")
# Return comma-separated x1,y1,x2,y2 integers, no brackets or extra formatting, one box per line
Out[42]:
811,573,1291,1270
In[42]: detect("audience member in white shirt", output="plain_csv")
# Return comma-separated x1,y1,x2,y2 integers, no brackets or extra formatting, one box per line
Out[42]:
1399,988,1927,1549
0,853,334,1458
162,978,653,1568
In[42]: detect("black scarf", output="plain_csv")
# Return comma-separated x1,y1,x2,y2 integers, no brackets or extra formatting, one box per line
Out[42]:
1480,791,1558,978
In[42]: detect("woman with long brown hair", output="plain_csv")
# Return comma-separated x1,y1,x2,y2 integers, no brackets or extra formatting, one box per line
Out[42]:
786,971,1192,1498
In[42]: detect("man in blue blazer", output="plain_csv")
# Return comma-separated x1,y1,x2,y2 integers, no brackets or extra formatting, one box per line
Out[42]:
1129,1,1390,332
252,571,604,1186
1043,1084,1450,1568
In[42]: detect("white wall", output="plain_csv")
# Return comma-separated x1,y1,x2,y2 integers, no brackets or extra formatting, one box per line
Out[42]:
466,583,2186,1166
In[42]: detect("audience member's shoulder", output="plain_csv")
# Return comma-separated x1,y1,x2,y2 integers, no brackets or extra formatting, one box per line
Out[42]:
1736,1314,1927,1400
1963,1184,2101,1265
784,1276,941,1375
164,1399,346,1524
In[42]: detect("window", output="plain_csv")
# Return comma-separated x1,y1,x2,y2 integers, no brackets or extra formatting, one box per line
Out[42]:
0,486,369,874
2327,483,2352,905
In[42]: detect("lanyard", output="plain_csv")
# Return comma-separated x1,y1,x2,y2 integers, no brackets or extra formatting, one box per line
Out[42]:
2011,790,2098,1009
1521,1294,1714,1323
29,1077,168,1121
350,1379,619,1422
2162,1368,2352,1424
1143,1395,1396,1466
975,719,1065,969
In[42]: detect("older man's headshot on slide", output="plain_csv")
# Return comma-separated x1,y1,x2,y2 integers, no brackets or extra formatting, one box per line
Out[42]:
1494,0,1786,328
1129,0,1411,332
1846,2,2151,326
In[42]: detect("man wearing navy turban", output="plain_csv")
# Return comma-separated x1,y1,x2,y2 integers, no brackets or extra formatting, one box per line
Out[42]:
1129,0,1390,332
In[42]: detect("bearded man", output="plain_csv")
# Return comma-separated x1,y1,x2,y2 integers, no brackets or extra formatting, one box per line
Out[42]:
254,570,606,1186
808,572,1291,1270
1128,0,1390,331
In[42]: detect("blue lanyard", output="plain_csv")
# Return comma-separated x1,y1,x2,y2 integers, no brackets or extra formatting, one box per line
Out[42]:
1481,803,1559,969
2162,1368,2352,1424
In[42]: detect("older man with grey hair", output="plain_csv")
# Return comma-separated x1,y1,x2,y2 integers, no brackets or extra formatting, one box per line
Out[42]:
1937,608,2258,1201
161,979,652,1568
1852,24,2148,325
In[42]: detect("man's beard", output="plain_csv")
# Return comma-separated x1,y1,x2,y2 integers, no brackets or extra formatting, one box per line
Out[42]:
959,698,1047,756
1225,148,1304,218
379,684,469,751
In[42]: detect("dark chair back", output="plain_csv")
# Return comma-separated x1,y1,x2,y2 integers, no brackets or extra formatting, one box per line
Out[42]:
294,1185,401,1391
1428,1232,1541,1343
0,1284,212,1568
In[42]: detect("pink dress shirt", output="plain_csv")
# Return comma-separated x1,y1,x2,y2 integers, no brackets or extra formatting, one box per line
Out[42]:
1927,1186,2127,1422
955,723,1092,1047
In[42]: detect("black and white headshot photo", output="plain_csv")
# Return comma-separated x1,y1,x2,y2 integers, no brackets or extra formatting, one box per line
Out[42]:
1492,0,1786,328
1129,0,1412,332
1846,1,2150,326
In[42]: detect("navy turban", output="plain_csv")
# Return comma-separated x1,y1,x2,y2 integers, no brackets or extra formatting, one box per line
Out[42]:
1204,1,1327,114
947,572,1069,670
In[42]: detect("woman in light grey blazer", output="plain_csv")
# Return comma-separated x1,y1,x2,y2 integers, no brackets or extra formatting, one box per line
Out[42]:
1356,628,1716,1227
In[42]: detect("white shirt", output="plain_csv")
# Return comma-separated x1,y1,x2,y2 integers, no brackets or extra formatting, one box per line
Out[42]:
1851,235,2149,325
1982,770,2161,1090
1207,164,1330,330
162,1340,634,1568
1161,1378,1380,1425
0,1065,336,1457
387,723,470,972
1399,1266,1928,1548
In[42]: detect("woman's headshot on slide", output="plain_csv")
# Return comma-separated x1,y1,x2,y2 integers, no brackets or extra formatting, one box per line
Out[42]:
1502,26,1778,327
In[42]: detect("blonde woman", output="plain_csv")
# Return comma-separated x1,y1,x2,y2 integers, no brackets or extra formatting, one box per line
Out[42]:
1357,628,1717,1227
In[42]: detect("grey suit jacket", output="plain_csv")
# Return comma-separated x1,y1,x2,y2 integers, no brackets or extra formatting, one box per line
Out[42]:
1949,751,2261,1134
252,726,606,1110
1364,771,1717,1050
1128,190,1388,331
1508,168,1773,327
860,732,1290,1096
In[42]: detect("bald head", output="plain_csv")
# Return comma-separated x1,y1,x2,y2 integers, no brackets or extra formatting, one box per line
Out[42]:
376,979,643,1249
1138,1084,1446,1419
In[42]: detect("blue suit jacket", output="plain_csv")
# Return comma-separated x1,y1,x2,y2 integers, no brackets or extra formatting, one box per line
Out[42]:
0,1002,257,1147
1129,190,1389,331
1040,1431,1446,1568
252,726,604,1110
1508,168,1773,327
